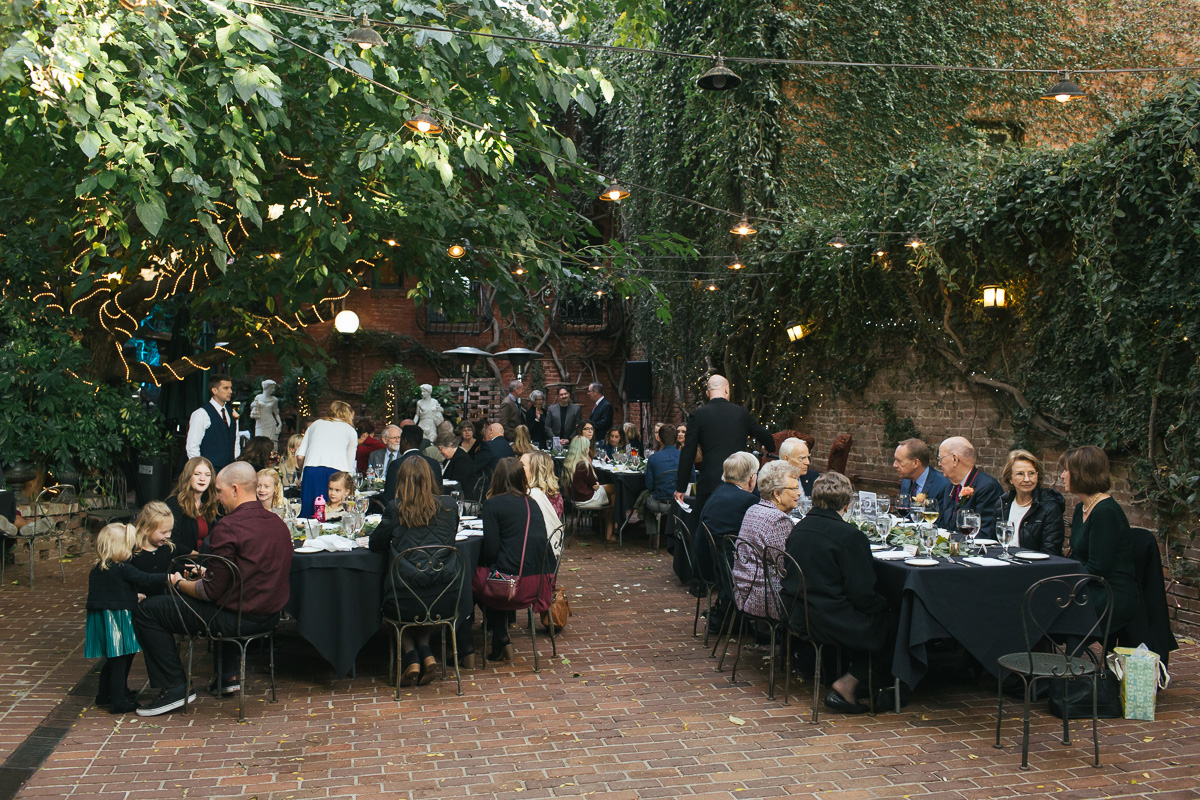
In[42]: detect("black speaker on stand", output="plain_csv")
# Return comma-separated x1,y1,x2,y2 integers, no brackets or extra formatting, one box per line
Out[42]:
626,361,652,450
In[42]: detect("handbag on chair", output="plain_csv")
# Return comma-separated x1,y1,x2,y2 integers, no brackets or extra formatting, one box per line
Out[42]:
540,586,572,631
472,498,549,611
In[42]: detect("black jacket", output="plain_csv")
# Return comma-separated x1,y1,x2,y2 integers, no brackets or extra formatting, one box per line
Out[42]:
524,405,549,447
129,547,176,597
164,495,217,555
1001,486,1066,556
588,398,614,442
384,449,443,501
441,448,475,488
472,438,514,497
782,507,891,651
676,398,774,498
935,466,1003,538
86,561,169,611
369,496,460,613
481,494,554,577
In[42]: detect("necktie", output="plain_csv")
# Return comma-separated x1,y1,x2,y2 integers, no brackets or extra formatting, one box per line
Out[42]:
220,407,228,426
951,483,962,503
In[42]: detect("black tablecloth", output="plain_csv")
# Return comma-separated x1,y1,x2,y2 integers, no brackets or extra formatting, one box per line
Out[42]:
285,535,482,677
595,467,645,526
873,551,1095,688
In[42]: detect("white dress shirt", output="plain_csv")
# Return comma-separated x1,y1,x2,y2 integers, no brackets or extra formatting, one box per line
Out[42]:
185,398,241,459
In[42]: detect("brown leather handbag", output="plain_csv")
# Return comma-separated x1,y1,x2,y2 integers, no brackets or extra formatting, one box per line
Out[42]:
540,585,571,632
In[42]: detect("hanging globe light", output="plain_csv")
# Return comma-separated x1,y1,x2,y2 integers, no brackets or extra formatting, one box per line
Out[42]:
334,310,360,333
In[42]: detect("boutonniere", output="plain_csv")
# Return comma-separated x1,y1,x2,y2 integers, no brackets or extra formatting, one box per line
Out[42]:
957,485,975,506
913,492,928,504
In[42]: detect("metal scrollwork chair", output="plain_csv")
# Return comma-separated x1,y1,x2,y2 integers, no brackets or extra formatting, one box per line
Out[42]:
383,544,466,698
994,573,1113,770
670,512,713,639
478,527,558,673
167,553,279,722
726,536,788,691
7,485,78,587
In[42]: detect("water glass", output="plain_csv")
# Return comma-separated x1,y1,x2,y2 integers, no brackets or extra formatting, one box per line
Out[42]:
877,496,891,515
997,521,1018,560
875,514,892,543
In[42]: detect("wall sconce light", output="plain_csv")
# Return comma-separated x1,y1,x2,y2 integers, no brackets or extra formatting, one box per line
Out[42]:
981,284,1007,310
785,321,808,342
334,309,361,333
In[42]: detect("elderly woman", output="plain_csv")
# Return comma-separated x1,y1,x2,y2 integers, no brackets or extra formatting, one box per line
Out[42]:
459,420,482,459
783,472,894,715
1061,446,1141,635
524,390,549,449
732,460,801,620
779,437,819,496
999,449,1065,555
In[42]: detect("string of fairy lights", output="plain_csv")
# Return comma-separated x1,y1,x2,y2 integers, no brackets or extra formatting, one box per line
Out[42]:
90,0,1198,355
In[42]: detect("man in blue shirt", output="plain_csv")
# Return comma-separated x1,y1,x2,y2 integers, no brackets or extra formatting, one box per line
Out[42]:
639,424,693,541
894,438,951,502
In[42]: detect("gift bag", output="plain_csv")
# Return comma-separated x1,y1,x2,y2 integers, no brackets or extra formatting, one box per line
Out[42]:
1108,643,1171,721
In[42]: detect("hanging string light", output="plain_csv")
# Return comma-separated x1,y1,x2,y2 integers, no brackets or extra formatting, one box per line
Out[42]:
599,180,630,202
706,283,719,291
872,245,888,257
511,265,527,276
731,216,756,236
1041,70,1085,102
405,107,443,135
696,55,741,92
343,13,384,49
827,235,848,249
905,234,925,249
727,259,746,270
447,240,467,258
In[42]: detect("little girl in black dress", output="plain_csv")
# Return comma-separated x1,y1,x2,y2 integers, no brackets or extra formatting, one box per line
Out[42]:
85,523,169,713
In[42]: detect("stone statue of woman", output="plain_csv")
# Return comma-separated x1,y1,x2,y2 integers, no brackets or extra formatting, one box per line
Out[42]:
413,383,444,444
249,379,282,442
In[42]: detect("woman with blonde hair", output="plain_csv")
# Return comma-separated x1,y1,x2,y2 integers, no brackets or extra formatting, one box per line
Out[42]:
563,435,614,541
295,400,357,517
999,449,1065,556
512,424,535,457
165,457,220,554
280,434,304,487
521,451,564,556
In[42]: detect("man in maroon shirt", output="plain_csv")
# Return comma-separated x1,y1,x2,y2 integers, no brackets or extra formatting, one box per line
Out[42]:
134,461,293,717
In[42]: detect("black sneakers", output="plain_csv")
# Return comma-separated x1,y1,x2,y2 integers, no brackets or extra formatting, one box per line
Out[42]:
208,676,240,696
135,687,198,717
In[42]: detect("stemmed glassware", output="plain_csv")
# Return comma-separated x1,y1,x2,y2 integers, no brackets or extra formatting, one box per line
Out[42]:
997,521,1018,560
877,496,891,515
957,509,981,553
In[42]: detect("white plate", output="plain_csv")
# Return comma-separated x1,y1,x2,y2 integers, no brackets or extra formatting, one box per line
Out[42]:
1013,551,1050,560
873,551,910,561
973,538,998,546
295,546,323,553
460,515,479,521
905,557,940,567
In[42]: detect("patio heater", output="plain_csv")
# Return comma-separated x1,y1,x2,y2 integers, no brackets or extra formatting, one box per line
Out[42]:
493,347,542,381
443,346,492,409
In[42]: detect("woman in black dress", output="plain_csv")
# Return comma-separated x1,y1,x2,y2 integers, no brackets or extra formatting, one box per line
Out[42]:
477,458,555,661
369,457,460,684
1060,446,1141,635
525,390,549,449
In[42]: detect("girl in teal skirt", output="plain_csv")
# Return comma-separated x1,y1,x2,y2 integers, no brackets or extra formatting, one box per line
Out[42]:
86,523,170,713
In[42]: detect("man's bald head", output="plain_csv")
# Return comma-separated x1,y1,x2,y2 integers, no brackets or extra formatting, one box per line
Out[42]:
485,423,504,441
215,461,259,512
937,437,976,484
706,375,730,399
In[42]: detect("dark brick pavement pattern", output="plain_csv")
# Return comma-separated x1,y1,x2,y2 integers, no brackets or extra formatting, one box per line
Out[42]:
0,542,1196,800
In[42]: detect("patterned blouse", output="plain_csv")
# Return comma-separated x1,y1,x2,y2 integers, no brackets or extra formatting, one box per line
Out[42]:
732,500,794,619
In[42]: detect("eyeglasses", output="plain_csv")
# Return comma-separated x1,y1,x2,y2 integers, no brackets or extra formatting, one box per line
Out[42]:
937,453,957,464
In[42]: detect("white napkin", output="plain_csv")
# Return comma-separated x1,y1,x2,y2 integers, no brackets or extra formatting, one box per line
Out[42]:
302,534,356,552
456,529,484,539
365,514,382,524
675,498,693,514
873,550,910,560
964,556,1011,567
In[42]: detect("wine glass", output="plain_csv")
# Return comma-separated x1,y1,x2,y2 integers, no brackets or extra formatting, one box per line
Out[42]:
875,514,892,544
920,498,940,528
997,521,1018,560
957,509,981,551
895,493,912,518
877,496,891,515
918,524,937,558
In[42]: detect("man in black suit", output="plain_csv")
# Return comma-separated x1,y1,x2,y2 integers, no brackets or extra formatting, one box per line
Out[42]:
586,382,613,442
471,423,514,499
935,436,1002,537
384,425,443,500
674,375,775,513
695,452,761,629
546,386,582,448
894,437,951,502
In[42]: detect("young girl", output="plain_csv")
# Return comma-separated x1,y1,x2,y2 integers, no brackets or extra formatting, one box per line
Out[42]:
129,502,175,597
280,434,304,487
165,457,220,554
257,469,285,514
86,523,169,713
323,471,355,521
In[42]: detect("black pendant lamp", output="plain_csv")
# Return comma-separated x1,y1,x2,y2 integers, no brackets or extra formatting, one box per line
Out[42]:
1040,71,1084,103
696,56,741,92
343,13,385,49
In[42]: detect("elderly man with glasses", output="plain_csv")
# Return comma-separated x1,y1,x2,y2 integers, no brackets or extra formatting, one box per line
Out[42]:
935,437,1003,538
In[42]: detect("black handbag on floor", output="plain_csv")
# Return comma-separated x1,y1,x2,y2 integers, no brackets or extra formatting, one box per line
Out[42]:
1047,667,1122,719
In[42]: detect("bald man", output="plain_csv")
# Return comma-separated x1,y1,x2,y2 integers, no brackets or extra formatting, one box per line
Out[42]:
471,423,515,500
674,375,775,513
935,437,1003,537
133,461,293,717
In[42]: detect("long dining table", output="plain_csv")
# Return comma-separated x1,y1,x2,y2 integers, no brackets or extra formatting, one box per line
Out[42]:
872,548,1096,690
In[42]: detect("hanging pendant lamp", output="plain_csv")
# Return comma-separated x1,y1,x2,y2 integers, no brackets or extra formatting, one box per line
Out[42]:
696,55,741,92
1040,71,1084,103
343,13,385,49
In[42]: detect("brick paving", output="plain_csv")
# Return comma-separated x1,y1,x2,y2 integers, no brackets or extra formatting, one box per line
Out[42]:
0,540,1196,800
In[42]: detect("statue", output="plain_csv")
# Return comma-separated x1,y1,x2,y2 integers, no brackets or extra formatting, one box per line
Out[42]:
413,383,444,444
249,380,282,442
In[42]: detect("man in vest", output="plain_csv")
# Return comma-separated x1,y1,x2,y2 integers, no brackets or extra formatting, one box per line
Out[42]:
185,373,238,472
